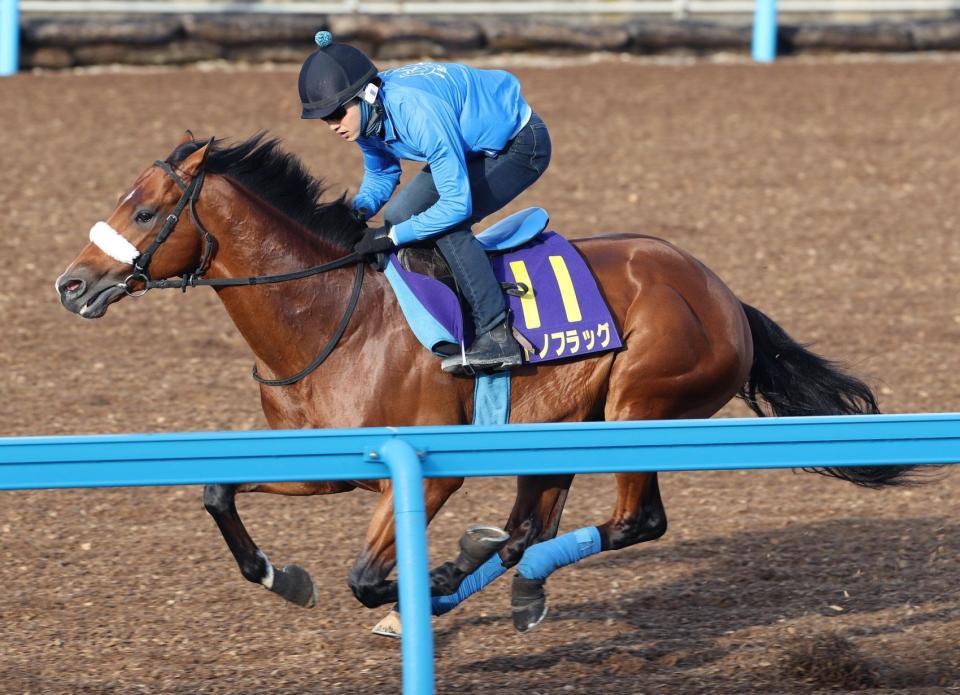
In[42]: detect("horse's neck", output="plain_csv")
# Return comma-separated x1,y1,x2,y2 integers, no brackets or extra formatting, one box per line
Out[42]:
202,178,380,380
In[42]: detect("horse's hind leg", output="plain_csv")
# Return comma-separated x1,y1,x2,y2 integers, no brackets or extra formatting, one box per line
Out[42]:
203,482,354,607
597,472,667,551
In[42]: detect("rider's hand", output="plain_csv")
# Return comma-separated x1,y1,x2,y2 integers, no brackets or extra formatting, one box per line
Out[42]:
352,207,370,226
353,226,396,256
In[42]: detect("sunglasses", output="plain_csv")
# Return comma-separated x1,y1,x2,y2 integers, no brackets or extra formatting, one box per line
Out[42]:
322,104,348,123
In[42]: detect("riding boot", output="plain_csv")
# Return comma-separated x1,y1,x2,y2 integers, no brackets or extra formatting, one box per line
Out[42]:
441,318,523,375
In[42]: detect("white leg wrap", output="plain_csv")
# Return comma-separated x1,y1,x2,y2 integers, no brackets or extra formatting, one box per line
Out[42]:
89,221,140,265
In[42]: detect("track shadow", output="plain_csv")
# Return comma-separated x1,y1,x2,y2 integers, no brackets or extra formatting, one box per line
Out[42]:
439,516,960,689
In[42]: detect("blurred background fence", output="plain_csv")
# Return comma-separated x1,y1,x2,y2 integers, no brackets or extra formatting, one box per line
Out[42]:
4,0,960,74
15,0,960,17
10,5,960,71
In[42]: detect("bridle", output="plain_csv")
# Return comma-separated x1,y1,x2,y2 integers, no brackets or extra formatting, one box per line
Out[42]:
121,149,365,387
121,159,216,295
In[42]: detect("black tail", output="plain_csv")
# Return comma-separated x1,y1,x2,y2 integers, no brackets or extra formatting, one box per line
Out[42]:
737,302,915,488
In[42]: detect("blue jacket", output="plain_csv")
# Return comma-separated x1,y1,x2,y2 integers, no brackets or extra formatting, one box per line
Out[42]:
352,63,532,246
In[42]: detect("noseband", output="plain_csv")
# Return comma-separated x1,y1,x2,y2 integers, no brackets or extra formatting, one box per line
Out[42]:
122,150,365,387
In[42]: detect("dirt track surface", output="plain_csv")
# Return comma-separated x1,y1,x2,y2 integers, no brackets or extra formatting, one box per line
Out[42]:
1,55,959,693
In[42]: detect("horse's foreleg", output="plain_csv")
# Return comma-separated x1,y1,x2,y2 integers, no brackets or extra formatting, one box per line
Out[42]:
348,476,466,610
427,524,511,601
385,474,574,629
471,474,572,631
203,482,354,607
368,476,578,637
510,472,666,632
373,523,511,638
413,473,575,622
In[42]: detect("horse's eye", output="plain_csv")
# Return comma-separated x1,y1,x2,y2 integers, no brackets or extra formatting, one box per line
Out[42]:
135,210,155,224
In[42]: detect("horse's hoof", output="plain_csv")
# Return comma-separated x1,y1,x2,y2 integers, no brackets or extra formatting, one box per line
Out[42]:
511,575,547,633
513,602,548,633
269,564,317,608
372,608,402,639
460,524,510,560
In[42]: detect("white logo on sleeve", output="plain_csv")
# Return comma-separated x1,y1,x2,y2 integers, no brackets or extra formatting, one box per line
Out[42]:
389,63,449,80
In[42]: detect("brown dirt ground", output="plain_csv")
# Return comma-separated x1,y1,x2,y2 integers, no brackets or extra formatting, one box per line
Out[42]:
1,54,959,694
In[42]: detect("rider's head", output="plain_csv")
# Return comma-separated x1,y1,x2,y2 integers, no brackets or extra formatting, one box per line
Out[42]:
299,32,378,142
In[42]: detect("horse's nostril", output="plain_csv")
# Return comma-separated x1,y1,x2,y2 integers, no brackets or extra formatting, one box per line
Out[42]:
61,278,84,295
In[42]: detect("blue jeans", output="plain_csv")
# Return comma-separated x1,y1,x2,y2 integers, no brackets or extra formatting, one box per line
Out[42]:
383,112,552,335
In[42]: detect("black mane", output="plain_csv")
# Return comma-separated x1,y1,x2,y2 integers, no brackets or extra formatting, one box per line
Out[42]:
166,134,363,251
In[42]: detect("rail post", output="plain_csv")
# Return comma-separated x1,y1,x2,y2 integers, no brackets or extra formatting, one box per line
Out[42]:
1,0,18,76
377,438,434,694
752,0,778,62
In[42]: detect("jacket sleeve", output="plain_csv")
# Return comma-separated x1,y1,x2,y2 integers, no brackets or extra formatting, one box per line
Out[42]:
388,98,472,245
353,139,402,217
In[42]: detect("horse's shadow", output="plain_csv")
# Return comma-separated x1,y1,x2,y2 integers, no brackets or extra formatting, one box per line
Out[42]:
436,516,960,688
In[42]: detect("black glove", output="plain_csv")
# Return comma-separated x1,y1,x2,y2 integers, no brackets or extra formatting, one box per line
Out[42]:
351,207,370,225
353,226,396,256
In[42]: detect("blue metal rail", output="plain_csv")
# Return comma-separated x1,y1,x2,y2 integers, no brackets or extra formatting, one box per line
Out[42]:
3,413,957,489
2,412,959,693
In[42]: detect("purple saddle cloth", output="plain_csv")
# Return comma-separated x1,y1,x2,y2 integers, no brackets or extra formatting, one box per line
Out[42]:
385,229,623,365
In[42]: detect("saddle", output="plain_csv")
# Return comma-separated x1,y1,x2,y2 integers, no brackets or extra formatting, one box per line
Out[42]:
395,207,549,292
383,207,622,364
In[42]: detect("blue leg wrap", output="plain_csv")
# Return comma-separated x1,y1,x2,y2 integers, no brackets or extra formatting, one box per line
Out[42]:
431,553,508,616
516,527,602,581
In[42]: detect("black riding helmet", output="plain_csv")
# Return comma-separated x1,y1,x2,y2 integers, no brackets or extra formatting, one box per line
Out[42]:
298,31,378,120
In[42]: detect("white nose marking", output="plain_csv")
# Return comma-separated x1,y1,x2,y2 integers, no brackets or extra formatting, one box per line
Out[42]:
89,221,140,265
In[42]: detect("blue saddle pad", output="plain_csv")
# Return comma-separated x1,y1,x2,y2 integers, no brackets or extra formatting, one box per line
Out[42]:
383,208,623,365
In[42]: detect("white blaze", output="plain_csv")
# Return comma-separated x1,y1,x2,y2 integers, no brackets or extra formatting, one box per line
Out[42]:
89,221,140,265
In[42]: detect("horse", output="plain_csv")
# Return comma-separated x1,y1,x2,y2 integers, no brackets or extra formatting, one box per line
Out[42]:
55,133,914,633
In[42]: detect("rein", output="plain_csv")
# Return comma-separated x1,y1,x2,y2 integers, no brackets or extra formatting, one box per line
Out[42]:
123,153,365,387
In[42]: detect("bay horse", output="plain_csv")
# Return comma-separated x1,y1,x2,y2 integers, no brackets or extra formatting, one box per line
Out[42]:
56,133,913,632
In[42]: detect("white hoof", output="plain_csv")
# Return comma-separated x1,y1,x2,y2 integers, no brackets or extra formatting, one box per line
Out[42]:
371,609,402,639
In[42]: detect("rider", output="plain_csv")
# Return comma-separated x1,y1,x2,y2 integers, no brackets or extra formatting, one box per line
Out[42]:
298,32,552,374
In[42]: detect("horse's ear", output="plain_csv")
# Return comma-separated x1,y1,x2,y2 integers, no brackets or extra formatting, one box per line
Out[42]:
178,129,196,146
178,136,215,176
